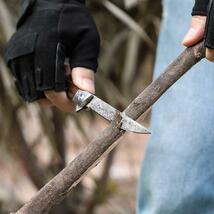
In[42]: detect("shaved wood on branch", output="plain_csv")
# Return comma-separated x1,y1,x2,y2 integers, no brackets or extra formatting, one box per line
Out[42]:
15,42,205,214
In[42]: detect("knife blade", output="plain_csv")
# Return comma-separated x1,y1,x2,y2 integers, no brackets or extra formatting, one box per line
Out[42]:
72,90,150,134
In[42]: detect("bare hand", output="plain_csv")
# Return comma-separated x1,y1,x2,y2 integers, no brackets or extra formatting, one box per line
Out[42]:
182,16,214,61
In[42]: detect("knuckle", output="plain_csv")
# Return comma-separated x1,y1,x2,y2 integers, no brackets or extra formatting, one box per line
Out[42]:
205,48,214,61
44,91,58,99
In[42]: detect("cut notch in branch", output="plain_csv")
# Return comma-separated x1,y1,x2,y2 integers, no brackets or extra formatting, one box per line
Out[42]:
15,42,205,214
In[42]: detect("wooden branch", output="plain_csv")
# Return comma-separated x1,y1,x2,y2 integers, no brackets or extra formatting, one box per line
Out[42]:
15,42,205,214
0,0,15,40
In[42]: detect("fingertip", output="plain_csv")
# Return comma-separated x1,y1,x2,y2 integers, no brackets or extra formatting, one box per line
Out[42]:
206,48,214,62
182,29,193,46
81,78,95,94
182,28,203,47
71,67,95,94
182,38,191,47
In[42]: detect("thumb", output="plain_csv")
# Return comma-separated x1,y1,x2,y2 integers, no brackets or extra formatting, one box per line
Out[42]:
71,67,95,94
182,16,206,47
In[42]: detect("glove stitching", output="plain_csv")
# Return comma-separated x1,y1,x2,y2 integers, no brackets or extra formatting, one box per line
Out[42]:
5,0,99,102
57,4,66,43
55,4,67,91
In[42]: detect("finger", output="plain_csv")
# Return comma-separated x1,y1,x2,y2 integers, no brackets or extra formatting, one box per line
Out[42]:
182,16,206,47
37,99,53,108
71,67,95,94
206,48,214,61
44,90,74,112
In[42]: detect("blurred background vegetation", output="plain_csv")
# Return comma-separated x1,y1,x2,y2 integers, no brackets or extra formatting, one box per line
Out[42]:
0,0,161,213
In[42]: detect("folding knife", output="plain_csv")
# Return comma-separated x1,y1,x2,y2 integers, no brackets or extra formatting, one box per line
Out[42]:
72,90,150,134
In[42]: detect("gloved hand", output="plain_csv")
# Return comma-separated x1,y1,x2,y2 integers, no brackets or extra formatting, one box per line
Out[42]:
5,0,100,112
182,0,214,61
192,0,210,16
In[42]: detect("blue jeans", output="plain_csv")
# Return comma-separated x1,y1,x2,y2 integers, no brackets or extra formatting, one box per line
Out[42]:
137,0,214,213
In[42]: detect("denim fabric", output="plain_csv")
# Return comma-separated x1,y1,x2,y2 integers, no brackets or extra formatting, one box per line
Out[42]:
137,0,214,213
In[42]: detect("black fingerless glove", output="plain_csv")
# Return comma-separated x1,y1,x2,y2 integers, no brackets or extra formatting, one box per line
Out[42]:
192,0,210,16
5,0,100,102
192,0,214,49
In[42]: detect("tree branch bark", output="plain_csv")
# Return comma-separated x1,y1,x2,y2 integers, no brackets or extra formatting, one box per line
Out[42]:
15,42,205,214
